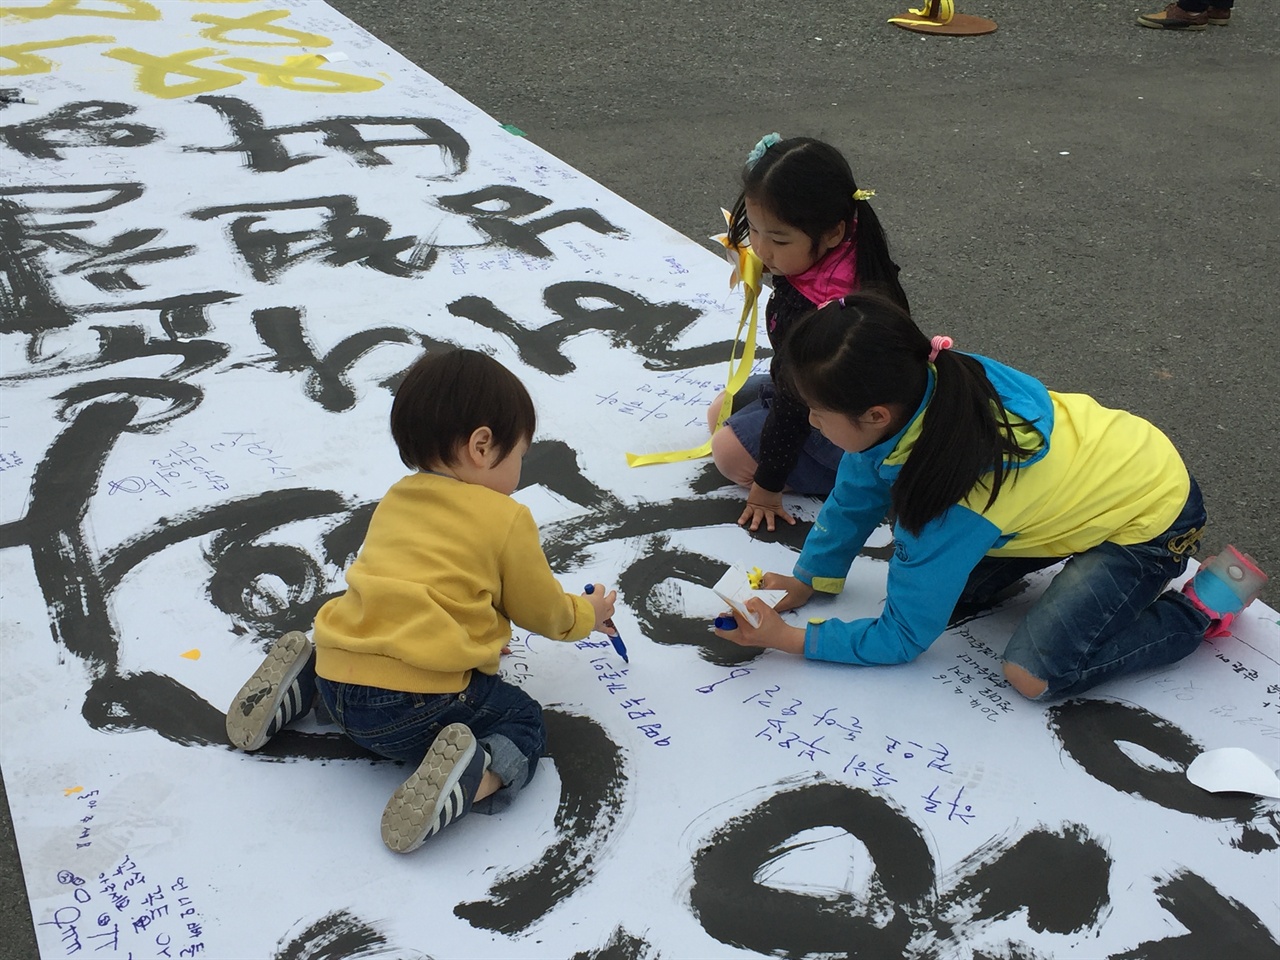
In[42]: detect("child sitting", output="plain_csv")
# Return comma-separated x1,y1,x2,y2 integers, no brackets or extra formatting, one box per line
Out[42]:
226,348,617,852
707,134,910,533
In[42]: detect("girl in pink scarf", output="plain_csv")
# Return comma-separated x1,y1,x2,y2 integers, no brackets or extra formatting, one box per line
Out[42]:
707,135,910,532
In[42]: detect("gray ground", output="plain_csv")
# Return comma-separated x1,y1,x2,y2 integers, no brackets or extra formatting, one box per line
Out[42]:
4,2,1278,954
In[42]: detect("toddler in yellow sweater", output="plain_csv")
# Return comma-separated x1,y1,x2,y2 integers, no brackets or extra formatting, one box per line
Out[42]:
225,348,617,852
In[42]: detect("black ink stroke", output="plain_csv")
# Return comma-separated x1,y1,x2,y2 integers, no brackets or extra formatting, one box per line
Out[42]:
0,101,158,161
1049,699,1280,853
455,709,628,935
192,94,470,175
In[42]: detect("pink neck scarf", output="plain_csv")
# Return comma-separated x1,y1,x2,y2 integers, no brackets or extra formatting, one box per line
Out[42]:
786,237,858,306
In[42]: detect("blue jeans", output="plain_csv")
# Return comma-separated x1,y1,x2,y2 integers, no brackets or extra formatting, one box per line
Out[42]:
960,478,1210,700
315,669,545,814
726,374,845,496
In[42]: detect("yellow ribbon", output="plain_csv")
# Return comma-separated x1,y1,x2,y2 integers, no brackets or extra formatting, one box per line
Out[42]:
626,210,764,467
888,0,954,26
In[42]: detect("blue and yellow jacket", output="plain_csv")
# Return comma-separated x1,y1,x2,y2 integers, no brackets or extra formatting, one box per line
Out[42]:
796,355,1189,666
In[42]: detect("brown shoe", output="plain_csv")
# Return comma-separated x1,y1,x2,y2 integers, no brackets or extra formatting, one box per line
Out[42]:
1138,3,1209,29
1206,7,1231,25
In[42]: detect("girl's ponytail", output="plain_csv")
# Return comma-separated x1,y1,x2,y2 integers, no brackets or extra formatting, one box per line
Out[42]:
782,295,1036,536
851,200,910,315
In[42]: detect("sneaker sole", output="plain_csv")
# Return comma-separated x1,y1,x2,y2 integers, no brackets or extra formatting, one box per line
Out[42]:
225,631,313,751
381,724,476,854
1137,17,1207,29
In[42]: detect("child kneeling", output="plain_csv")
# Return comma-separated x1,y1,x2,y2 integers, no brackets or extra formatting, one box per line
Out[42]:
715,294,1268,700
225,349,616,852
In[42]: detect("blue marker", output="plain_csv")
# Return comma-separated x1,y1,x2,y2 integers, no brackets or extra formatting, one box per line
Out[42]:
714,615,739,631
584,583,629,662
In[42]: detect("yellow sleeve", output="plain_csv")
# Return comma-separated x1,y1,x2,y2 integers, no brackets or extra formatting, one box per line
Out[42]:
497,506,595,641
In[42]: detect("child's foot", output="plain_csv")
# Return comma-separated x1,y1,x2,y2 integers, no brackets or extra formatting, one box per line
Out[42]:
1206,6,1231,25
225,631,317,751
1137,3,1208,28
1182,546,1269,638
381,723,490,854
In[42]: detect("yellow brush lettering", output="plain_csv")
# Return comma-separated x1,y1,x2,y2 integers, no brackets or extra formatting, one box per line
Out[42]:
0,0,160,21
104,46,243,98
219,54,383,93
191,10,333,49
0,35,113,75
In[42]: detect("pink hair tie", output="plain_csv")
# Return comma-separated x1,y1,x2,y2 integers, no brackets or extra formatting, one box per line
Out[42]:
928,335,953,363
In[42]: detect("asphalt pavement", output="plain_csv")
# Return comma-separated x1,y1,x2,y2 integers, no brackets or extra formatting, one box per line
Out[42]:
4,2,1277,954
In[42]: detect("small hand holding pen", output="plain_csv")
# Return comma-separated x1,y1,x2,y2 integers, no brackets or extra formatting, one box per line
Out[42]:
583,583,627,662
712,570,810,655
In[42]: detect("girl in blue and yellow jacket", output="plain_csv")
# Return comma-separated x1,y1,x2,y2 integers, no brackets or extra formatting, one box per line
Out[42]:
713,294,1267,700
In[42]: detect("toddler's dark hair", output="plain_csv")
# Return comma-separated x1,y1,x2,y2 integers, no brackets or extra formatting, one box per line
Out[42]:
727,137,909,312
390,348,536,471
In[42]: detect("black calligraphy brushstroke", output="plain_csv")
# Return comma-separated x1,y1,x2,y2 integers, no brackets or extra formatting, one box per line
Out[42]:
1049,699,1280,852
1,182,145,214
570,926,658,960
689,780,935,959
193,95,470,176
0,363,381,756
3,182,195,301
619,537,763,666
0,101,158,160
57,376,203,431
273,909,431,960
520,439,620,511
0,397,136,670
539,495,808,571
438,185,625,259
1,191,238,341
455,709,627,935
82,672,230,747
42,225,193,291
450,281,726,378
7,315,231,386
190,196,433,282
935,824,1111,937
1108,870,1279,959
1,197,76,334
245,305,454,412
971,948,1045,960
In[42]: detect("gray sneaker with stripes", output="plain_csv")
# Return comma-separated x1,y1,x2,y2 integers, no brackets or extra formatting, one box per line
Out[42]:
381,723,490,853
225,631,317,751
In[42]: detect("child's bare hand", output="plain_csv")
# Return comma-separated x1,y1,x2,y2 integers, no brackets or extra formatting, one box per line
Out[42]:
738,484,796,532
759,572,814,612
583,584,617,633
712,599,805,654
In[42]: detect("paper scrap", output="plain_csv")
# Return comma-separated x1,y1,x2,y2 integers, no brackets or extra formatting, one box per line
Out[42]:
713,564,787,628
1187,747,1280,799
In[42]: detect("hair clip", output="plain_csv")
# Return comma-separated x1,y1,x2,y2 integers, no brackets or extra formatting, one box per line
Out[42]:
928,335,954,363
747,133,781,169
853,189,876,201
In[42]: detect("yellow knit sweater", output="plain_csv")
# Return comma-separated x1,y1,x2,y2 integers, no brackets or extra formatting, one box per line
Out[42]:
313,472,594,693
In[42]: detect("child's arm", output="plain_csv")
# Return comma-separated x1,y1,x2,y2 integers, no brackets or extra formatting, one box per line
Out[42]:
498,507,596,641
740,390,811,532
792,455,891,595
805,507,1003,665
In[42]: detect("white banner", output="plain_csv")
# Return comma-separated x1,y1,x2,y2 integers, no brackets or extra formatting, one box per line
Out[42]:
1,2,1277,958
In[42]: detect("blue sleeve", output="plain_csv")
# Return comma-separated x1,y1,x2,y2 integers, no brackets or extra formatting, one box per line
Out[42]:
793,453,892,592
803,505,1003,665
